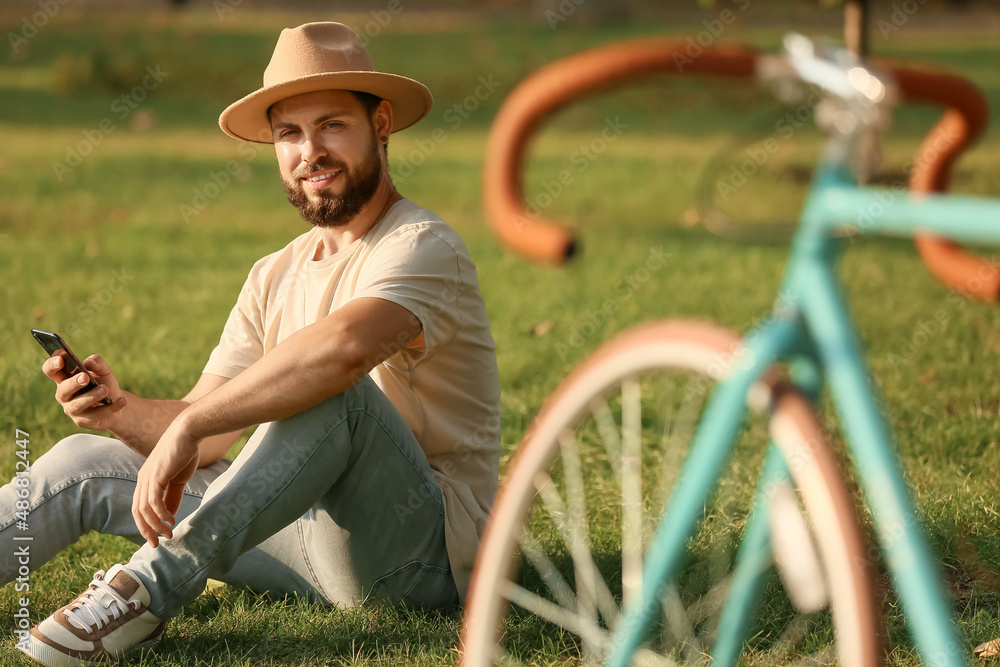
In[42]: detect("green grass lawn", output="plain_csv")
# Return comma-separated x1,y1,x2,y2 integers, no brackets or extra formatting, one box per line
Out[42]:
2,4,1000,665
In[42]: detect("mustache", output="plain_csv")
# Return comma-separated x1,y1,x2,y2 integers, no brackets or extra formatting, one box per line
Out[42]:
292,158,349,180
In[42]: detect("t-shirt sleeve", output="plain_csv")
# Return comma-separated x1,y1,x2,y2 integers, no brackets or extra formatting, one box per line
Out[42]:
352,224,465,356
202,270,266,379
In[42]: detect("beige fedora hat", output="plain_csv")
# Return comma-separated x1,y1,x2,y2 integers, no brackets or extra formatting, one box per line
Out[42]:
219,22,433,143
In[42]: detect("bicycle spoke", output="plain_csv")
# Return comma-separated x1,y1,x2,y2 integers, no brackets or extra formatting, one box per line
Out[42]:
785,643,837,666
517,530,579,613
757,614,813,663
661,584,704,664
533,469,620,634
504,581,610,649
493,647,519,667
655,380,704,526
632,647,683,667
687,573,734,629
621,376,644,608
590,395,623,478
555,428,599,633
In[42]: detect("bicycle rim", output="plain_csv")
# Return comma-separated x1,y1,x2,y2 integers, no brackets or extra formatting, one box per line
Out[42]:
461,319,880,666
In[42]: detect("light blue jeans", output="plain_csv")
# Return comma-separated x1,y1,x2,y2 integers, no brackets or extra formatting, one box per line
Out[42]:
0,377,457,619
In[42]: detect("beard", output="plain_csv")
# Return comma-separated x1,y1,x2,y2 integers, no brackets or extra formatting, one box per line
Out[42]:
282,133,383,228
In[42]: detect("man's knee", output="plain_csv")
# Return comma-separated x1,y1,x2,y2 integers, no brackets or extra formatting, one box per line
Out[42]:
341,375,385,411
31,434,142,484
273,376,384,438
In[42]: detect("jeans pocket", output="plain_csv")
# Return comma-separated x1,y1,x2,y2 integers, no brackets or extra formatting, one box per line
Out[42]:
369,561,459,609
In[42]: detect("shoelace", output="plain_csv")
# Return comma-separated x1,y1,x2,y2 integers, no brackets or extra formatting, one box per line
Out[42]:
62,570,140,632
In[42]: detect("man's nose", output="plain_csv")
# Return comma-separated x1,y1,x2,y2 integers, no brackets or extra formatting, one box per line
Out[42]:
301,135,328,165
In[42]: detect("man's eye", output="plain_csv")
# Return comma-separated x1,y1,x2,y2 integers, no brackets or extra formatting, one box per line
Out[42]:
324,121,344,129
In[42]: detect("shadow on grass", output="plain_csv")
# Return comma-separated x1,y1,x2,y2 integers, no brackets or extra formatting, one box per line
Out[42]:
141,588,463,666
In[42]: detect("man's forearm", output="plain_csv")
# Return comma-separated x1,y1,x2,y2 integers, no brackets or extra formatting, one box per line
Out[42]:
109,391,243,466
178,326,363,441
109,391,188,457
176,299,420,443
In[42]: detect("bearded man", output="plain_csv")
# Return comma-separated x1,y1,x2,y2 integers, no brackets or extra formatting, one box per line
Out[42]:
4,22,500,665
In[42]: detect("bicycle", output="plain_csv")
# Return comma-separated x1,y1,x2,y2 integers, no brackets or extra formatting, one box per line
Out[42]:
460,33,998,666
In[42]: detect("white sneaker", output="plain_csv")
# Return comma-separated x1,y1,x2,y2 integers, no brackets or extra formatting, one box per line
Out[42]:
975,637,1000,658
17,564,166,666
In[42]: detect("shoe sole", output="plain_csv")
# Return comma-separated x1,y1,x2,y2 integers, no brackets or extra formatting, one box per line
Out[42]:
17,634,163,667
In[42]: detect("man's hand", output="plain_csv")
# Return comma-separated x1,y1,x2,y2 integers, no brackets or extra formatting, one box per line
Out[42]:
43,353,126,430
133,415,202,548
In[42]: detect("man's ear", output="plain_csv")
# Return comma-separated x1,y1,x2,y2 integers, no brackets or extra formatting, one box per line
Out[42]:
374,99,393,140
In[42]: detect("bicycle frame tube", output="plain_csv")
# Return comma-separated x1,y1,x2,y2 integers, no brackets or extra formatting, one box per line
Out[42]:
804,161,1000,246
710,444,793,666
784,170,972,665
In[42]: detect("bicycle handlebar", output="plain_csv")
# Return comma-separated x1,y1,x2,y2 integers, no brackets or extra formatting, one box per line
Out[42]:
483,39,758,265
781,33,893,108
884,63,993,300
485,37,992,297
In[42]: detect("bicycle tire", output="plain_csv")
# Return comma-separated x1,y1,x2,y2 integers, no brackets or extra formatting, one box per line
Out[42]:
461,320,881,666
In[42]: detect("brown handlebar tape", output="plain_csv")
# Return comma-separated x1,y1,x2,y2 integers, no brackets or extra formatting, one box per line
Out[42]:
879,62,994,301
483,39,757,265
485,40,993,300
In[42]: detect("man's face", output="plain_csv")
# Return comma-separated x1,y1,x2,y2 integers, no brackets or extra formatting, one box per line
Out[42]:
270,90,388,228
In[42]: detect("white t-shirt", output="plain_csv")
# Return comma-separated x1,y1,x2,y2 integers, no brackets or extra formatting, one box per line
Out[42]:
203,198,501,601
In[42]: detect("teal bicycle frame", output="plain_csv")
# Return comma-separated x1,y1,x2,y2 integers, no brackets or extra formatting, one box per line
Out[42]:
606,147,1000,666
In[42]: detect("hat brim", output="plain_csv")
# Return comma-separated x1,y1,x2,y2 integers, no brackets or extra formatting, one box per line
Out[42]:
219,71,433,143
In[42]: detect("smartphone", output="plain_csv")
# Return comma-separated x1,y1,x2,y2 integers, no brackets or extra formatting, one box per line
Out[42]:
31,328,113,406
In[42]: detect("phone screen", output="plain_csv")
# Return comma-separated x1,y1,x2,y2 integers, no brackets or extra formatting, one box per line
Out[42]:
31,329,113,406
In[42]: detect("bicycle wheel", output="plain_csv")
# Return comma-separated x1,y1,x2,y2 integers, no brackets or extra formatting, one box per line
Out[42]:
461,320,880,666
